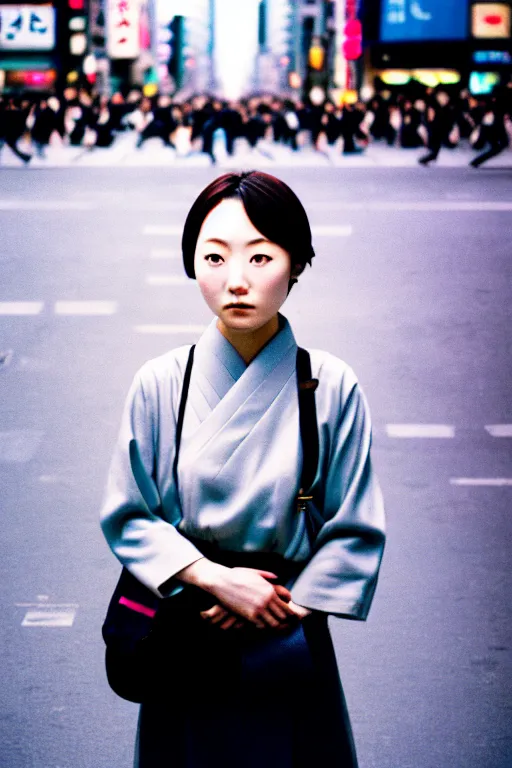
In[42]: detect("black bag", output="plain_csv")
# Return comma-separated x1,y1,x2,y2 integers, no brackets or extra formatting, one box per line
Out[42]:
102,345,320,703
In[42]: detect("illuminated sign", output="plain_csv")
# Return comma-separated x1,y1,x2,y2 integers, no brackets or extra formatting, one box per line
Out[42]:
6,68,56,88
473,50,511,64
107,0,140,59
471,4,511,38
380,0,468,42
0,5,56,51
469,71,500,95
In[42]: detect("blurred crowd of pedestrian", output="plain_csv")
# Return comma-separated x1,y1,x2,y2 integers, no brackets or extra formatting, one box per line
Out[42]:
1,81,511,167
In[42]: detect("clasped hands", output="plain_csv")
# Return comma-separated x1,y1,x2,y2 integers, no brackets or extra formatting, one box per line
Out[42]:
176,560,311,632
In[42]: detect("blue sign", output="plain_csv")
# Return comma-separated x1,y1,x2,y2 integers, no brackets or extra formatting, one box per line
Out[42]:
473,50,511,65
380,0,469,42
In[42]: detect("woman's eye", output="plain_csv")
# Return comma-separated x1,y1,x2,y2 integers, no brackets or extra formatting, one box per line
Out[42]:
205,253,224,265
251,254,272,265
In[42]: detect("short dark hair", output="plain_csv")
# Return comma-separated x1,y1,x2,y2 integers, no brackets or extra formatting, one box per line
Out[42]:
181,171,315,279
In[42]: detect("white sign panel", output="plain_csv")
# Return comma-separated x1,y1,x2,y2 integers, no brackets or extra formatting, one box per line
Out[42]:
0,5,56,51
107,0,140,59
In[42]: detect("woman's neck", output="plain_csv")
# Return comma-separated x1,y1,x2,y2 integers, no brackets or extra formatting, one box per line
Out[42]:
216,315,280,364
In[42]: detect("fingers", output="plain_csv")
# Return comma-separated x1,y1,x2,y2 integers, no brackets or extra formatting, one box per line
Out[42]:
255,570,278,581
273,584,292,602
219,614,238,630
200,604,228,624
201,605,247,631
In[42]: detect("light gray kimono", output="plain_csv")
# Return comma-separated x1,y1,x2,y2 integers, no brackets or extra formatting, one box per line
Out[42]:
100,315,385,619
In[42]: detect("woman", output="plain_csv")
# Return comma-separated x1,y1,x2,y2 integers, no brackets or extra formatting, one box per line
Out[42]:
100,171,385,767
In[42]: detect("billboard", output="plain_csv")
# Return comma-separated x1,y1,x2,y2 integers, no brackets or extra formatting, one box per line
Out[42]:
107,0,140,59
0,4,56,51
471,3,511,38
380,0,469,42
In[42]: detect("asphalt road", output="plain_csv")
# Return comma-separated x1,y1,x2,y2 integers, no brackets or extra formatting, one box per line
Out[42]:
0,167,511,768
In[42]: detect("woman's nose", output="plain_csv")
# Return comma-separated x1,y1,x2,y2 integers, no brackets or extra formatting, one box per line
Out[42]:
226,262,249,294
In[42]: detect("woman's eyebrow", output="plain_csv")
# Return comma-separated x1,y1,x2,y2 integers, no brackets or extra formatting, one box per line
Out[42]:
204,237,270,247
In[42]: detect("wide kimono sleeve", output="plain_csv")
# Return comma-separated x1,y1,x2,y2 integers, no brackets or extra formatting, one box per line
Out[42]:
290,358,385,620
99,357,204,596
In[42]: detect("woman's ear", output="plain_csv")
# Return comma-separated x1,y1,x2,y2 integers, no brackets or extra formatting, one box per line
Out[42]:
287,264,304,294
291,263,304,281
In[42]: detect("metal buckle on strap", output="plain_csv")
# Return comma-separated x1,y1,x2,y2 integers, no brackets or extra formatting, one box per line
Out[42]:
299,378,319,391
296,488,313,513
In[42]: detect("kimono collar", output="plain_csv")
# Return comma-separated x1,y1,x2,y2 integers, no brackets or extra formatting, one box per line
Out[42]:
198,313,297,386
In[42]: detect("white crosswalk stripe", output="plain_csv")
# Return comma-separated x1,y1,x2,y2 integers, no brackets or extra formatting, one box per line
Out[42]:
484,424,512,437
17,602,78,627
0,301,44,315
54,301,118,315
450,478,512,487
385,424,455,438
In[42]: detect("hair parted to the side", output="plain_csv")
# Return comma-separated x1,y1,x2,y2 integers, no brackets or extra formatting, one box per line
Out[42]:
181,171,315,280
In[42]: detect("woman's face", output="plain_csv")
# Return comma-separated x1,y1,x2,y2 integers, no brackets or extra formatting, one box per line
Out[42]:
194,198,293,333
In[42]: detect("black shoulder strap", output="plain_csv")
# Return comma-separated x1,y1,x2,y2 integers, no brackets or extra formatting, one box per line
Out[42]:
172,345,195,485
296,347,319,494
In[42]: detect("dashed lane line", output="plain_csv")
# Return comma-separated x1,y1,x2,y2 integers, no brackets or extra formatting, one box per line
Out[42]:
306,201,512,212
54,301,118,315
134,324,207,334
450,478,512,487
0,301,44,315
17,602,78,627
145,275,192,286
485,424,512,437
0,200,96,211
386,424,455,438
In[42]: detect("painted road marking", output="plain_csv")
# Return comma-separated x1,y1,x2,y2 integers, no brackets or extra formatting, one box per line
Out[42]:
143,225,182,236
311,225,353,236
149,249,181,259
0,200,96,211
134,324,207,334
450,478,512,487
485,424,512,437
386,424,455,438
307,201,512,212
0,301,44,315
0,430,45,463
146,275,191,286
18,603,78,627
54,301,118,315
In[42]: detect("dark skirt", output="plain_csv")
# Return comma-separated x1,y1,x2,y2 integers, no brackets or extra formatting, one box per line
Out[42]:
134,611,358,768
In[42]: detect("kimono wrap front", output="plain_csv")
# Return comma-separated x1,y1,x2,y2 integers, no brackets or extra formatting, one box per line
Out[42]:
100,315,386,768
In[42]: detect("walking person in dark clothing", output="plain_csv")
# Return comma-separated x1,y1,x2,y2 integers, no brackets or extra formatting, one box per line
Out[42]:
93,95,117,148
219,101,243,156
399,99,424,148
368,94,395,145
469,93,510,168
339,102,365,154
0,97,32,164
418,91,455,165
200,100,220,165
281,100,300,151
135,96,177,150
30,98,58,157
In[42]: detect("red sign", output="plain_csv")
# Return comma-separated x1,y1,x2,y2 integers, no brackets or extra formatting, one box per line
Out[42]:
343,19,362,60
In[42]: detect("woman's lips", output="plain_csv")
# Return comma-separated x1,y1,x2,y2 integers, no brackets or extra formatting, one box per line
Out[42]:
224,303,254,310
